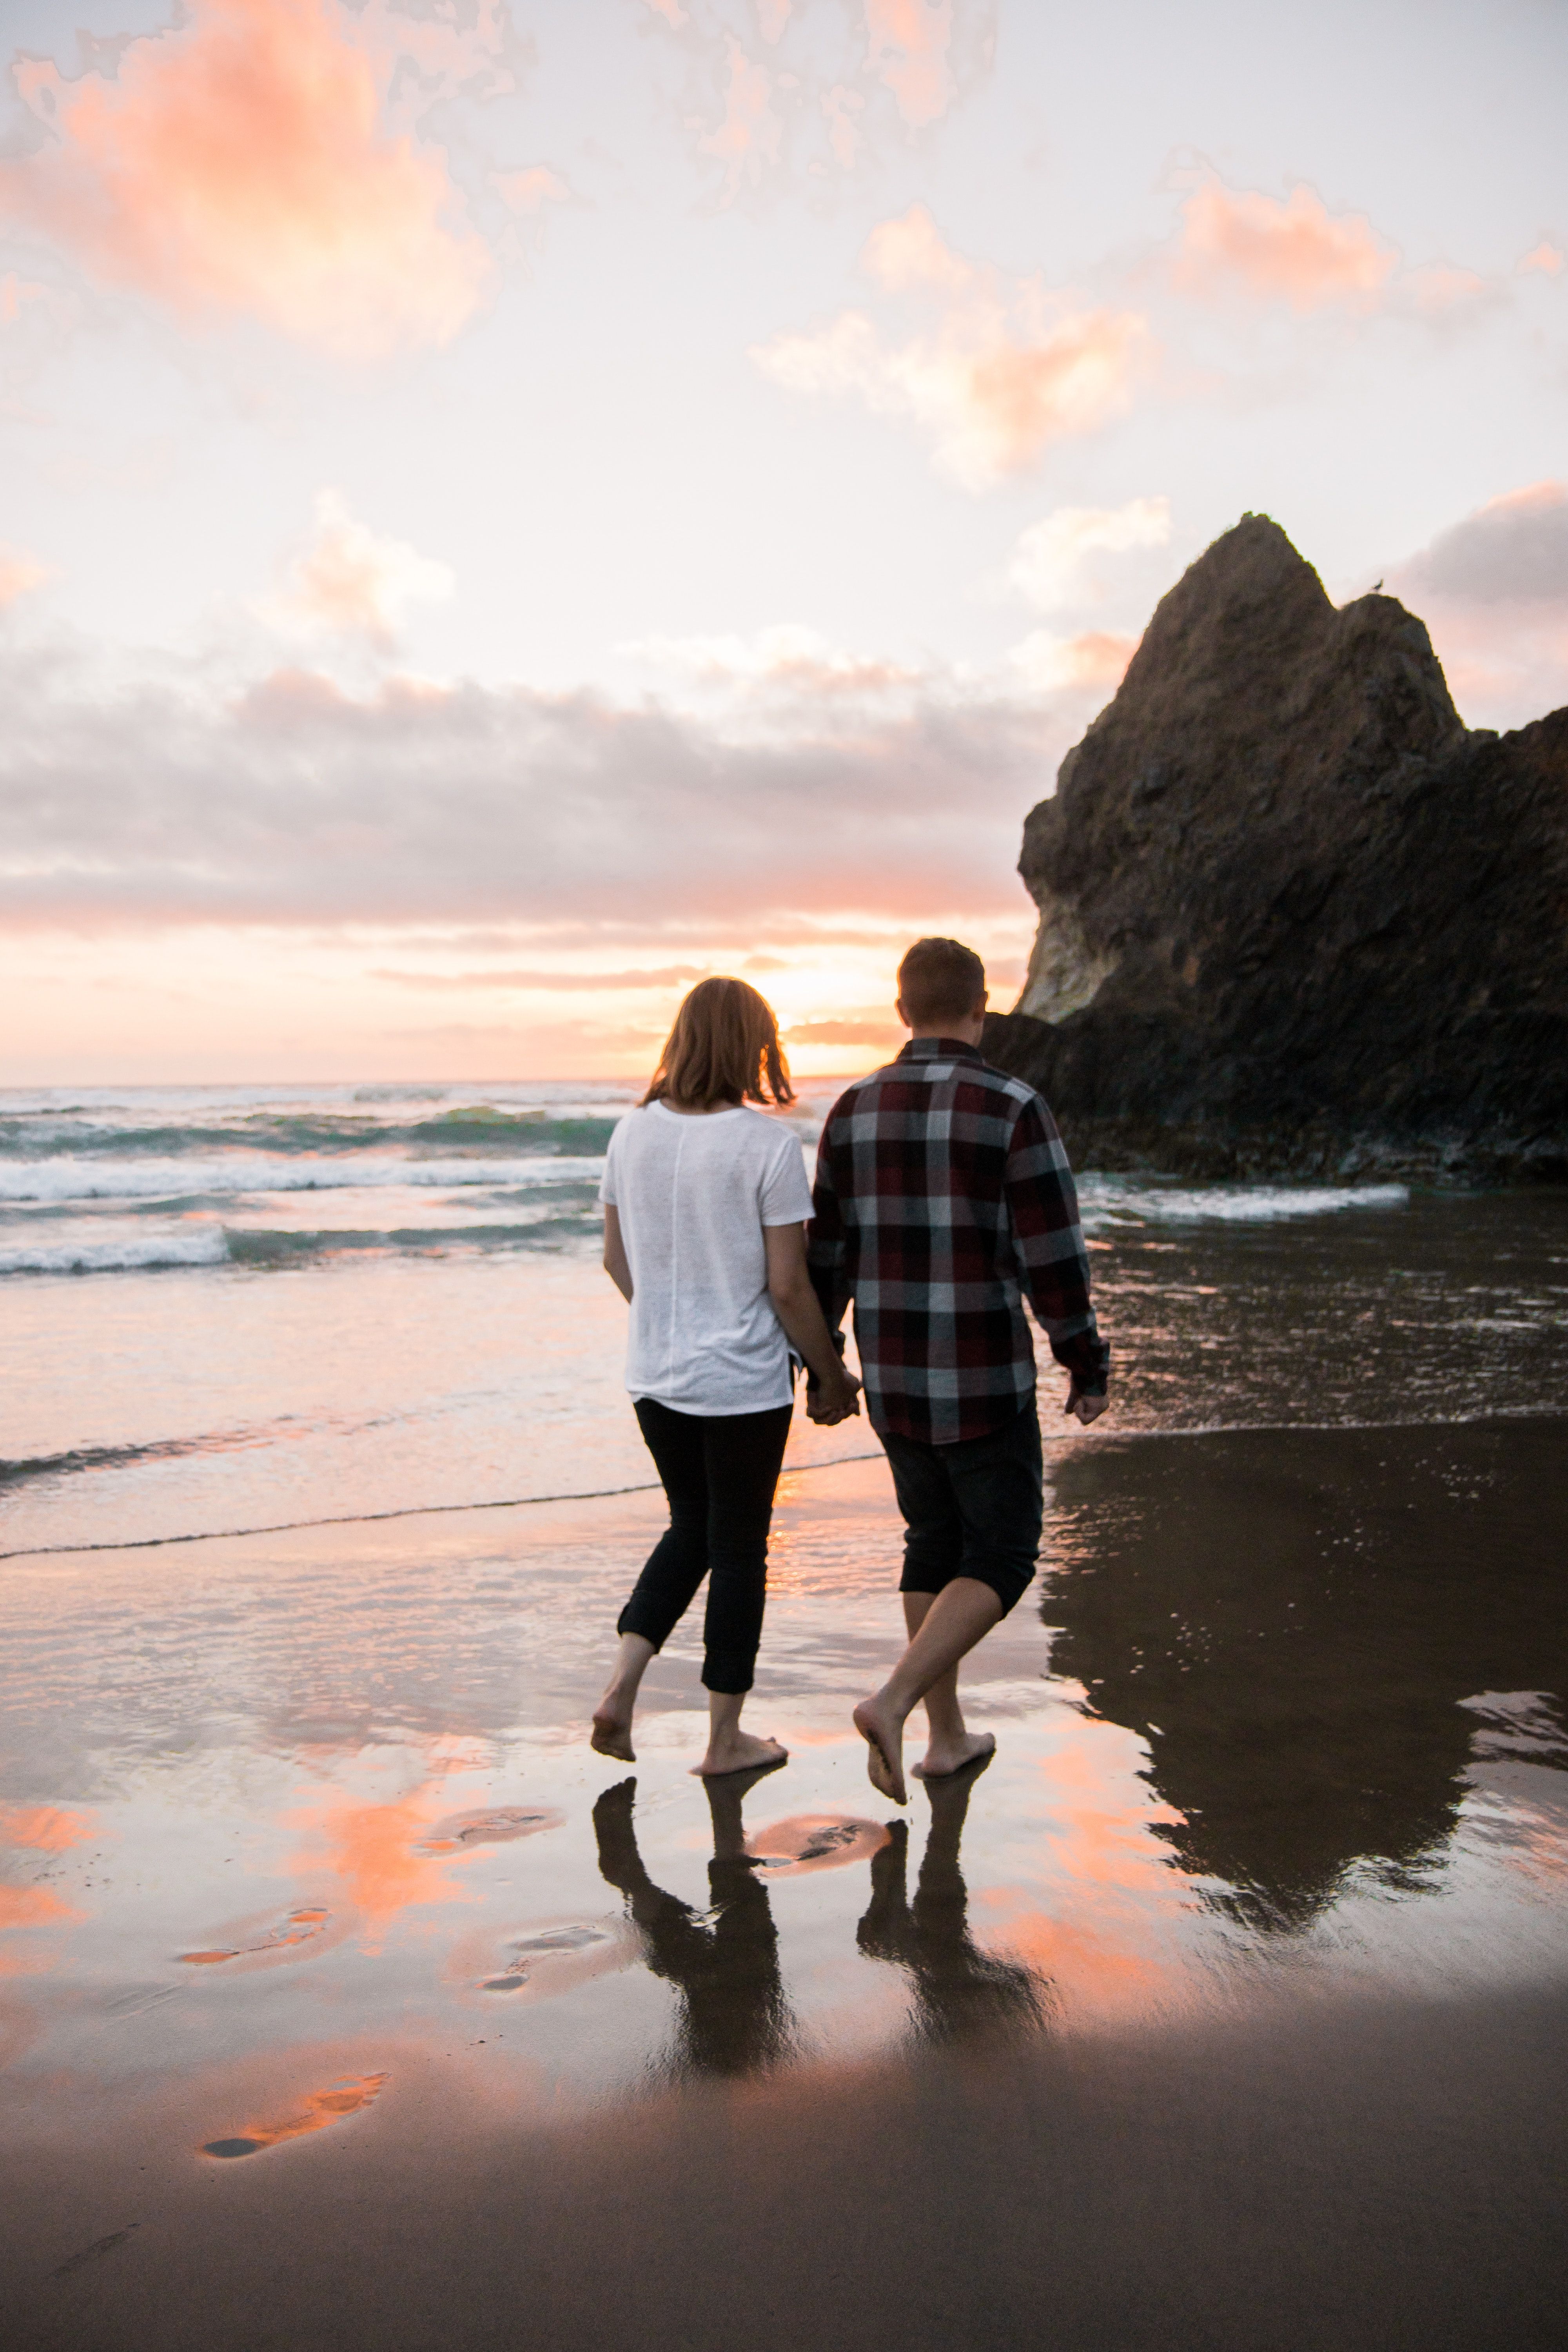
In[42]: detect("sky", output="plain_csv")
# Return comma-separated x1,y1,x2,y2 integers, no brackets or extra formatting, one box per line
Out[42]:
2,0,1565,1085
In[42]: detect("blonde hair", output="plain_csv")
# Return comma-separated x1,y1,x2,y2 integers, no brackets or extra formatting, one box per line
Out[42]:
643,976,795,1111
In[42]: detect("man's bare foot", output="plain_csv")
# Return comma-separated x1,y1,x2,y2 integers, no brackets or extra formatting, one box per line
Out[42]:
912,1730,996,1780
590,1700,636,1762
853,1695,907,1807
691,1730,788,1779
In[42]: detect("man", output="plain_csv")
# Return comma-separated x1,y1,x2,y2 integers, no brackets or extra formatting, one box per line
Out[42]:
806,936,1109,1805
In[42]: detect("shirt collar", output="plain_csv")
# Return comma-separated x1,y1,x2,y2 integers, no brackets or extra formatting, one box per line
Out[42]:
895,1037,985,1067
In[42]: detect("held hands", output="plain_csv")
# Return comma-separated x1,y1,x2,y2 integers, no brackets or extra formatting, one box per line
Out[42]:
1064,1383,1109,1426
807,1368,862,1426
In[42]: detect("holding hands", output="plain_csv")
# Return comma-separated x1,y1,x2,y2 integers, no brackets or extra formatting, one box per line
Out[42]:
806,1364,862,1426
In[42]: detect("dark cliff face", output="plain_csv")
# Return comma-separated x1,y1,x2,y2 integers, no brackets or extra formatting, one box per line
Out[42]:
985,514,1568,1181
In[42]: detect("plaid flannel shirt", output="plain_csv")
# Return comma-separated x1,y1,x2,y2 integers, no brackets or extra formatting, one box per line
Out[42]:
807,1036,1109,1446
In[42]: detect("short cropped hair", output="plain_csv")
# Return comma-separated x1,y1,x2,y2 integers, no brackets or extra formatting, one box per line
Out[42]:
897,937,987,1030
643,976,795,1111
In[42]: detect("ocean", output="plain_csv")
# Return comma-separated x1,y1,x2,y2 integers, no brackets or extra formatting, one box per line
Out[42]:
4,1074,1568,2343
4,1076,1564,1559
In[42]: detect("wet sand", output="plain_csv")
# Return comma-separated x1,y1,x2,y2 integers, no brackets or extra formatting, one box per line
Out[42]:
2,1417,1567,2348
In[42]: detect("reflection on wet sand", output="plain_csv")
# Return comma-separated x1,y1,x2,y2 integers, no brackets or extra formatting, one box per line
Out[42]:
593,1771,797,2079
858,1760,1049,2045
200,2069,388,2160
1043,1418,1568,1930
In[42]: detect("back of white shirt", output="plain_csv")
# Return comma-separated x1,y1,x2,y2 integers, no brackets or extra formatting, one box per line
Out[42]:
599,1101,815,1416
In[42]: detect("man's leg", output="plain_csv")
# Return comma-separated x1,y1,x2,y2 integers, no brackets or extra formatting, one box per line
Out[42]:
854,1579,1002,1806
902,1590,997,1780
854,1408,1042,1804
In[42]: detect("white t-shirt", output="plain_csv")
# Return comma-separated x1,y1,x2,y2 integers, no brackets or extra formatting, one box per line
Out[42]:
599,1101,815,1415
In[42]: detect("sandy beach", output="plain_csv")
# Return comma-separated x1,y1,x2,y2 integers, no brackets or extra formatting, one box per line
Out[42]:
4,1411,1566,2349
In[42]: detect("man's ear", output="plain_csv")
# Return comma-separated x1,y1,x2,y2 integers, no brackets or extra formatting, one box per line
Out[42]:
895,996,911,1029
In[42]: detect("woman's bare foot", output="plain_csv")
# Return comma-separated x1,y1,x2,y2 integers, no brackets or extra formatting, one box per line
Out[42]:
853,1695,908,1807
691,1729,788,1779
590,1699,636,1762
912,1729,996,1780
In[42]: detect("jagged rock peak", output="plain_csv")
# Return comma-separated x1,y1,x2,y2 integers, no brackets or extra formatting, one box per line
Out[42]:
988,510,1568,1182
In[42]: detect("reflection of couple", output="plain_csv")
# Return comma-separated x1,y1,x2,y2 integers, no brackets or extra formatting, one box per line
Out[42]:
590,938,1110,1802
593,1759,1044,2080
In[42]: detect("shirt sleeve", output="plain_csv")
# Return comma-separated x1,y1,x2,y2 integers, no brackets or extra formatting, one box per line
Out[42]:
806,1107,853,1333
760,1129,815,1226
1005,1094,1110,1395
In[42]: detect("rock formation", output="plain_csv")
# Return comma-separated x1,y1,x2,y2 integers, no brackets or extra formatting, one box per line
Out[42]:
983,514,1568,1181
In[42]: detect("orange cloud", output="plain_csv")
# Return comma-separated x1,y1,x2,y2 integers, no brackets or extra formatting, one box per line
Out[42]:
1012,630,1137,693
1174,179,1398,313
492,166,570,214
1517,240,1564,277
754,204,1150,488
865,0,955,128
0,546,46,607
701,34,782,199
0,0,492,358
265,490,453,644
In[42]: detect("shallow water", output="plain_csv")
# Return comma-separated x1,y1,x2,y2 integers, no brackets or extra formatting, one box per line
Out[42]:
3,1082,1567,2344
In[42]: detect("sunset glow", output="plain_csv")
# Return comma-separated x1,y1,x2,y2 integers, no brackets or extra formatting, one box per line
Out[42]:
1,0,1563,1083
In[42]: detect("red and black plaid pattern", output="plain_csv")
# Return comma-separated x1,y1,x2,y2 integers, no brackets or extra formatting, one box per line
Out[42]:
808,1037,1109,1445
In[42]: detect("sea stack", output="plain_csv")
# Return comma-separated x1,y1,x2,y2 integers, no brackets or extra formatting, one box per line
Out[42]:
984,514,1568,1181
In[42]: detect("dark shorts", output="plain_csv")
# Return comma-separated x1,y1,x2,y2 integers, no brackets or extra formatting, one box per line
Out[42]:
879,1402,1043,1617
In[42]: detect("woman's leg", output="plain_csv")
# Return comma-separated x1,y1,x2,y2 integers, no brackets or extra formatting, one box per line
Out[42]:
693,1403,794,1775
592,1401,710,1760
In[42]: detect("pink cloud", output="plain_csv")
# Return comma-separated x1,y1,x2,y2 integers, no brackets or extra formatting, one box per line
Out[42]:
263,491,453,645
0,0,493,359
754,205,1150,487
700,34,782,199
642,0,689,24
1517,240,1564,278
492,166,569,214
1173,179,1398,313
0,545,46,606
865,0,955,127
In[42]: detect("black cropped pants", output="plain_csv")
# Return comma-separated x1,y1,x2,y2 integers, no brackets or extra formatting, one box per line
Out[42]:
617,1398,794,1694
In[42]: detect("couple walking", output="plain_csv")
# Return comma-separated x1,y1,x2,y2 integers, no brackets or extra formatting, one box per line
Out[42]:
590,936,1109,1805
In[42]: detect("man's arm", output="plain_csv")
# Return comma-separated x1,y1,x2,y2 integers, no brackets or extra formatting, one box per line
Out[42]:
804,1113,854,1413
1004,1095,1110,1417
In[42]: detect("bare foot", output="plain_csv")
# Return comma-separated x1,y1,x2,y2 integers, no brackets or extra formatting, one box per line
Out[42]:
691,1730,788,1779
912,1730,996,1780
590,1699,636,1762
853,1695,907,1807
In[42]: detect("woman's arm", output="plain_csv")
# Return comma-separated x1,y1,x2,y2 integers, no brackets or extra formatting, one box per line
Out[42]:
765,1223,860,1421
603,1205,633,1302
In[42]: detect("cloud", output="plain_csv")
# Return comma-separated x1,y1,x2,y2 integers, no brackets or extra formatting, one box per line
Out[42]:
0,639,1067,933
263,491,454,645
623,623,919,702
0,545,46,606
638,2,995,192
1387,482,1568,728
1518,240,1564,278
700,33,782,198
1008,497,1171,613
864,0,955,128
1172,179,1399,313
0,0,496,358
371,964,712,990
784,1012,903,1045
753,204,1151,488
492,166,570,213
1010,630,1137,693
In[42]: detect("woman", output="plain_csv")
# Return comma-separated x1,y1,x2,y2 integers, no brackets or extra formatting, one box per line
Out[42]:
592,977,860,1777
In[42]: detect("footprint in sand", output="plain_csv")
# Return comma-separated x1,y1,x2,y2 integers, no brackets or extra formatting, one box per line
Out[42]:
416,1807,564,1857
177,1906,330,1965
201,2072,387,2160
744,1814,891,1876
480,1923,610,1992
